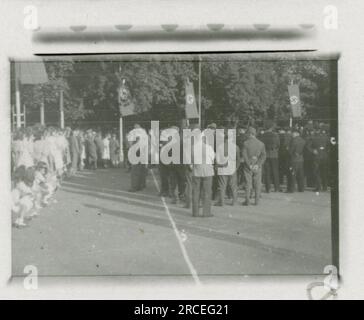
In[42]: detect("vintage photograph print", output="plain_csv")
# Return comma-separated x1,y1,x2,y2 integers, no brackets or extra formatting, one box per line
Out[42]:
10,53,338,278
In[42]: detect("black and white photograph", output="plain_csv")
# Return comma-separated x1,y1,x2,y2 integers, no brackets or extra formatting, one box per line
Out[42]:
4,0,364,302
10,54,338,278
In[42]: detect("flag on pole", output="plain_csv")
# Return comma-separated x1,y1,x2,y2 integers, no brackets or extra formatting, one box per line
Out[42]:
118,80,135,116
185,80,199,119
287,84,302,118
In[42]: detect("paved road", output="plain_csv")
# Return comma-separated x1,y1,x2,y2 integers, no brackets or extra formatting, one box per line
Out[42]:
12,167,332,280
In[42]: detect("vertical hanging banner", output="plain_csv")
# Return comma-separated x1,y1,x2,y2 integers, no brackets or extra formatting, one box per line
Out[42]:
118,80,135,116
287,84,302,118
185,81,199,119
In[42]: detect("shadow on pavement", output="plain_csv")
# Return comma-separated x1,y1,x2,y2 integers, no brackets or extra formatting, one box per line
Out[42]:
83,202,327,268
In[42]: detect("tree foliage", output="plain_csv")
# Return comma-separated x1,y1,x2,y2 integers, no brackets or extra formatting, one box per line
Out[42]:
19,56,333,127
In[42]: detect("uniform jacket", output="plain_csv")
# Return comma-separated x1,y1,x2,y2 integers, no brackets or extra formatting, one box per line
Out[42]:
289,136,306,163
242,137,266,168
306,134,329,160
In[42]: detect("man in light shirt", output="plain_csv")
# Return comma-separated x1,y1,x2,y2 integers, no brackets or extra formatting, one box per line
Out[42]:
191,129,215,217
215,130,240,206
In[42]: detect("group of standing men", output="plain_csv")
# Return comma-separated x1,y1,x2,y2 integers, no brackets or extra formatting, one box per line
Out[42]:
127,120,331,218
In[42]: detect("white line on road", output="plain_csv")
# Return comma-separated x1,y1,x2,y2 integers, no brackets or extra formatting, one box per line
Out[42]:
150,168,201,286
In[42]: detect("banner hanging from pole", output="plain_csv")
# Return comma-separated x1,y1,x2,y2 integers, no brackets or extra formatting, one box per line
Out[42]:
118,80,135,116
287,84,302,118
185,80,199,119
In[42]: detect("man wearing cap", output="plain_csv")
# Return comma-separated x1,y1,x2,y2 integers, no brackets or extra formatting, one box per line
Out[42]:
242,127,266,206
261,120,280,193
287,129,306,192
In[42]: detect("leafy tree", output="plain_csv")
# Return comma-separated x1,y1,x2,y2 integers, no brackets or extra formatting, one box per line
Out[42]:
17,56,333,129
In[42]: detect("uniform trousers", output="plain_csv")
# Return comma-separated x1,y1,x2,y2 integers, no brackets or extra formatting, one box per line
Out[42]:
192,176,213,217
244,166,262,204
313,157,328,191
289,161,305,192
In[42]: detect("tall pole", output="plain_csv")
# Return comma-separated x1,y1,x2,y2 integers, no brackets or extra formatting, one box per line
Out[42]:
15,74,21,128
59,89,64,129
198,56,202,128
40,101,45,125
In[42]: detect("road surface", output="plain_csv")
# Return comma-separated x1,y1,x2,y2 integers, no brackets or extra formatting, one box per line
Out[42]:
12,167,332,281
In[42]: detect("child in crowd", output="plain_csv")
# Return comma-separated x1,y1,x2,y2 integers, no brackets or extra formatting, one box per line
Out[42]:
12,166,37,228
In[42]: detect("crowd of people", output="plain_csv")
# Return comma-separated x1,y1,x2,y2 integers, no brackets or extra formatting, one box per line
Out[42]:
11,125,121,228
126,119,331,218
10,119,331,227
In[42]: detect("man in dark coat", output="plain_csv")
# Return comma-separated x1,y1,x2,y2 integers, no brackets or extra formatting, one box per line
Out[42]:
128,125,148,192
288,129,306,192
306,128,330,192
261,121,280,193
94,132,104,168
85,131,98,170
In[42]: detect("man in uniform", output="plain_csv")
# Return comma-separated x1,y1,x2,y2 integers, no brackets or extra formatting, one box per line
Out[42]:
279,128,293,192
128,124,148,192
287,129,306,192
261,121,280,193
306,128,330,192
242,127,266,206
85,130,98,170
94,131,104,168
